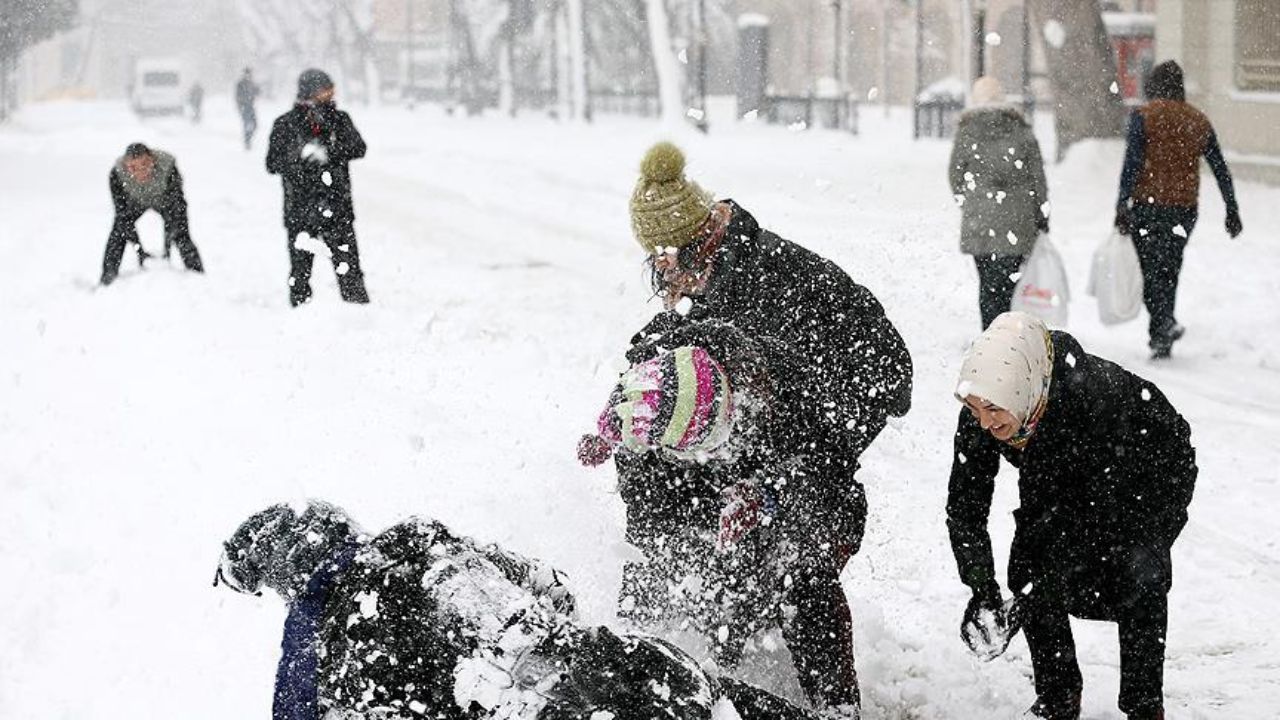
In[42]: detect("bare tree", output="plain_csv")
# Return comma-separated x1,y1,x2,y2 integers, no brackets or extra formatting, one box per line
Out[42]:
1026,0,1126,160
0,0,77,121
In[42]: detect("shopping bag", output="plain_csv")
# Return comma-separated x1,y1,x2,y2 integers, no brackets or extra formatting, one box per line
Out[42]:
1087,231,1144,325
1011,233,1070,327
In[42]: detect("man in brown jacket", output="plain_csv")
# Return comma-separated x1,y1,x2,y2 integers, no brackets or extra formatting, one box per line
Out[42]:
1115,60,1242,359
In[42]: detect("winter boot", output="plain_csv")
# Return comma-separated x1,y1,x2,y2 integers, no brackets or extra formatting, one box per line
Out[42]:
1126,709,1164,720
1022,692,1081,720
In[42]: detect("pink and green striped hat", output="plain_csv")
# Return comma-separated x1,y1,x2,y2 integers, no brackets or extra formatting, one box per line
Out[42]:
578,346,735,465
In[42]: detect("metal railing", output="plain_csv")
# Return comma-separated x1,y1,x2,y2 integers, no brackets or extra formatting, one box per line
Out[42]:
764,94,859,133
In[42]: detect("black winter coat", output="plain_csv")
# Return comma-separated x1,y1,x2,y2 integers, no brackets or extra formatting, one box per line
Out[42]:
631,201,913,464
266,102,366,232
618,320,867,561
946,332,1196,617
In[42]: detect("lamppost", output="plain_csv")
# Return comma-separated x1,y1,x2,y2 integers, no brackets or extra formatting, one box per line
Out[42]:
975,0,987,78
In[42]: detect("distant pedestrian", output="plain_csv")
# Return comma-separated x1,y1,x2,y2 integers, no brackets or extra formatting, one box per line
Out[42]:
100,143,204,286
1114,60,1242,359
188,82,204,124
948,76,1050,329
235,68,260,150
266,69,369,307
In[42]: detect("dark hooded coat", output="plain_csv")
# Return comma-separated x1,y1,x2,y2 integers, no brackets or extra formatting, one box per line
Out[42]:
946,331,1196,617
219,503,822,720
266,102,366,232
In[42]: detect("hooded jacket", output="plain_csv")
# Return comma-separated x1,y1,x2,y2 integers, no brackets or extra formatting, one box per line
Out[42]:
946,332,1196,616
948,106,1049,258
266,102,366,232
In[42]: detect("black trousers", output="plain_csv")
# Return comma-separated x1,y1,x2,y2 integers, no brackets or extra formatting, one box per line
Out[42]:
1131,206,1196,351
973,254,1025,329
781,547,860,711
239,108,257,149
102,201,204,285
287,223,369,306
1022,580,1169,716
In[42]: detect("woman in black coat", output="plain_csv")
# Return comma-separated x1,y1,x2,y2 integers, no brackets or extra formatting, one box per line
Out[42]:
946,312,1195,720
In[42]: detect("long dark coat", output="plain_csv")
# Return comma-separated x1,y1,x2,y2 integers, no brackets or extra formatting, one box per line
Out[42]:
633,201,913,463
946,331,1196,617
266,102,366,233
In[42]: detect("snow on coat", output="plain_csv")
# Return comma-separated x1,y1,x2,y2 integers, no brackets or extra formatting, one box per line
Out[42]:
266,102,366,233
946,331,1196,616
948,107,1049,258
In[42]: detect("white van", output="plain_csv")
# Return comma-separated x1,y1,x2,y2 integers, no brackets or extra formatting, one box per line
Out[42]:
131,58,185,116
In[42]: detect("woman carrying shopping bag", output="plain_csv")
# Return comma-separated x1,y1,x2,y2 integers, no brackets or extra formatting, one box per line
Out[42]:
949,76,1051,329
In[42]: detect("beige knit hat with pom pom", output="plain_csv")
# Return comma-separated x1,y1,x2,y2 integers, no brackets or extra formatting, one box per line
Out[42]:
629,142,714,254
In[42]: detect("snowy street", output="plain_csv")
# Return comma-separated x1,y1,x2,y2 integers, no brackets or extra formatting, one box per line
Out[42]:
2,98,1279,718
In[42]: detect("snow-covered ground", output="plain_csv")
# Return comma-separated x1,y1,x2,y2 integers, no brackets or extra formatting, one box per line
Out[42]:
1,97,1278,719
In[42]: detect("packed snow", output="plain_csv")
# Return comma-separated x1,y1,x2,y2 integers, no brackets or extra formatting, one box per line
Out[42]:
1,97,1278,718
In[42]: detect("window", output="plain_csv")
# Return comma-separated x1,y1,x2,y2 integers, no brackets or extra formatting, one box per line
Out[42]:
1236,0,1280,91
143,72,179,87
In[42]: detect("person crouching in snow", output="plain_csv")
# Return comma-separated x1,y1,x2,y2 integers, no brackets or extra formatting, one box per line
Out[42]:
266,69,369,307
946,312,1196,720
100,143,205,285
578,321,867,718
215,499,826,720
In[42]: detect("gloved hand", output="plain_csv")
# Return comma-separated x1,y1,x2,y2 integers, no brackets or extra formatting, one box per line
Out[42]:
1035,213,1050,234
960,583,1016,661
301,140,330,164
716,482,774,553
1226,207,1243,238
576,433,614,467
1114,206,1133,237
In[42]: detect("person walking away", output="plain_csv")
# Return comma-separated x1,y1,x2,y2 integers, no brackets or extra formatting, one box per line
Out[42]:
235,68,260,150
188,82,204,124
1114,60,1242,359
947,311,1196,720
100,143,205,286
948,76,1050,329
266,69,369,307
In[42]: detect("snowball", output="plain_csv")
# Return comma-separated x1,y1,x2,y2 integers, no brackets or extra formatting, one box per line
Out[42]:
1043,20,1066,49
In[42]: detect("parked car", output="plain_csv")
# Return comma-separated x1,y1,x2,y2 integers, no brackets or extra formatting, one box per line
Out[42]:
131,58,185,116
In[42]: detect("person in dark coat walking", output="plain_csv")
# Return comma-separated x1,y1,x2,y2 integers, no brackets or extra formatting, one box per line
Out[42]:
578,321,868,717
236,68,260,150
946,311,1196,720
266,69,369,307
948,77,1050,328
1115,60,1242,359
215,500,826,720
100,142,204,286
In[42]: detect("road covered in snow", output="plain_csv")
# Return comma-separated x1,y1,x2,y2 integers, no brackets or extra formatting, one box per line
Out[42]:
1,98,1278,719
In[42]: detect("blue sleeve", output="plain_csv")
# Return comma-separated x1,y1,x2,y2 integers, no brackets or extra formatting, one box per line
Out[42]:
1203,129,1239,213
1117,111,1145,210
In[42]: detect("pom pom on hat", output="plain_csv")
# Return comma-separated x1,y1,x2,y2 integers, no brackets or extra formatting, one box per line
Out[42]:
640,141,687,184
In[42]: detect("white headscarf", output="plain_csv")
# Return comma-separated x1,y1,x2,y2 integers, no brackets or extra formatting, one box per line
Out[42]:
955,312,1053,425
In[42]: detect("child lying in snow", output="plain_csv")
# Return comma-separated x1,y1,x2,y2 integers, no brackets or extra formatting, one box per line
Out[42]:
214,500,834,720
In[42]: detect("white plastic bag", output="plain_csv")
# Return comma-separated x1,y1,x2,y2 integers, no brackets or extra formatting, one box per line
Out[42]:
1087,231,1144,325
1011,234,1070,327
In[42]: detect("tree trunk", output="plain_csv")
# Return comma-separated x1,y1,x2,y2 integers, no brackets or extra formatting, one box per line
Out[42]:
565,0,588,121
1027,0,1126,161
644,0,685,127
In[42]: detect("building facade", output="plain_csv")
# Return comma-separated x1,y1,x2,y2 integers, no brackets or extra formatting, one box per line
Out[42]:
1157,0,1280,184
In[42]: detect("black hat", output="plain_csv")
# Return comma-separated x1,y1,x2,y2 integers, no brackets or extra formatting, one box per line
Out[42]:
297,68,334,100
1145,60,1185,102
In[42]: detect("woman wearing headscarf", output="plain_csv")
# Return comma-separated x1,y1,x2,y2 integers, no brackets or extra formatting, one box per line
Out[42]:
1114,60,1242,359
946,312,1196,720
948,77,1050,328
